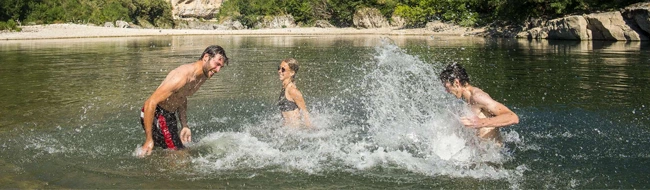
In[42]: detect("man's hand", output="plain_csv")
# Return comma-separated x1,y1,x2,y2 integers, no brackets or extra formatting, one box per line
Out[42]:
180,127,192,145
460,116,482,128
138,140,154,157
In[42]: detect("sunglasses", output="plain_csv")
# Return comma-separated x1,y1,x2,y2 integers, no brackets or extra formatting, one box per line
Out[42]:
278,66,286,73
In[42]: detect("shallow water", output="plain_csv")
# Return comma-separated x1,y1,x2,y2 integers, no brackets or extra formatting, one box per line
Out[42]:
0,36,649,189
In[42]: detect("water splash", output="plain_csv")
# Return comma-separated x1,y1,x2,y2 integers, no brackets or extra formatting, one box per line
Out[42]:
192,40,523,182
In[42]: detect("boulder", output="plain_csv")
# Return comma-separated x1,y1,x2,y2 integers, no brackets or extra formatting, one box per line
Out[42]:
314,20,334,28
254,15,296,29
622,2,650,35
353,7,389,28
230,20,245,30
219,18,246,30
103,22,115,28
171,0,223,19
518,15,590,40
517,27,546,39
116,20,129,28
585,12,647,41
546,16,591,40
518,3,650,41
128,23,142,29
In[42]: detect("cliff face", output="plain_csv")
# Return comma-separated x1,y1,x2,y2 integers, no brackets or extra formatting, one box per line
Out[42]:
170,0,224,19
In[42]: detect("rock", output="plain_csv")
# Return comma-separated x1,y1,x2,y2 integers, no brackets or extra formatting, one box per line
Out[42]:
390,15,407,28
219,18,246,30
314,20,334,28
228,20,245,30
517,27,546,39
522,18,547,30
518,3,650,41
171,0,223,19
104,22,115,28
546,16,591,40
518,15,590,40
353,7,389,28
622,2,650,35
585,12,647,41
128,23,142,29
116,20,129,28
254,15,296,29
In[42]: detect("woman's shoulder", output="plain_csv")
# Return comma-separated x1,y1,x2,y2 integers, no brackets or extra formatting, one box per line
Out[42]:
286,84,303,97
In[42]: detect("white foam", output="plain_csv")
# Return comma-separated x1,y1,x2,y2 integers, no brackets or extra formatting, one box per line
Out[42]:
191,40,522,181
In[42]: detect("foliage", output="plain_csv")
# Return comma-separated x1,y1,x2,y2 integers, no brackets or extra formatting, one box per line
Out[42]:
0,0,173,28
1,0,645,29
217,0,324,28
0,19,21,31
392,0,644,27
0,0,29,22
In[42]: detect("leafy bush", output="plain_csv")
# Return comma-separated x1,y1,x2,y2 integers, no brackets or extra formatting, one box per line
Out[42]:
393,0,481,27
0,20,21,31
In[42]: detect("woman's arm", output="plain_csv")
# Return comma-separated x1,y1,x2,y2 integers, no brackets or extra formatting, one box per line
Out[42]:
288,87,312,128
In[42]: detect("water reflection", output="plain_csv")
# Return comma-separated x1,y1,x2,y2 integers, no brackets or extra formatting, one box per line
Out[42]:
516,39,645,52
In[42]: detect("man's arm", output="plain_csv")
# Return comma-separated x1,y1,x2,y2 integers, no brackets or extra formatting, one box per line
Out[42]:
288,88,312,128
178,97,191,144
140,72,185,156
462,92,519,128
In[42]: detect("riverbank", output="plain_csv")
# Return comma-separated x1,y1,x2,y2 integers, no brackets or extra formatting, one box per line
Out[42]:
0,23,484,40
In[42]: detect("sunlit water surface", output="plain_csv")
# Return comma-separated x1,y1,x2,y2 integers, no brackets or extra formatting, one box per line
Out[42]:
1,36,649,189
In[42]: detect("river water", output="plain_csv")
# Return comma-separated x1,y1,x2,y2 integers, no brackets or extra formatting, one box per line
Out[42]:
0,35,649,189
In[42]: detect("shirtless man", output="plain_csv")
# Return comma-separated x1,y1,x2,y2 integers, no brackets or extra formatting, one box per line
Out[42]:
139,45,228,156
439,63,519,144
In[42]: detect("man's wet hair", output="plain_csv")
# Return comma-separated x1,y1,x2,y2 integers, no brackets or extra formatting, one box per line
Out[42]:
439,63,470,86
199,45,229,65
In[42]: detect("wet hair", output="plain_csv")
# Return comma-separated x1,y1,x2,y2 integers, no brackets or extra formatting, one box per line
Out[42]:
199,45,229,65
283,58,299,82
439,63,470,86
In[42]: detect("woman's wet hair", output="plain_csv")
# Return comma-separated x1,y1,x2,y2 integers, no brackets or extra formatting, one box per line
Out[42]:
439,63,470,86
283,58,299,81
199,45,229,65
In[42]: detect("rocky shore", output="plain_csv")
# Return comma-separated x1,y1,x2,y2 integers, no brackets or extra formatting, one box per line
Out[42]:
0,24,484,40
1,2,647,41
513,2,650,41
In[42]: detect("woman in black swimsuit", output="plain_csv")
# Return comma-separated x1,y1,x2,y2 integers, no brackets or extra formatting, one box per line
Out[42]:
277,58,312,128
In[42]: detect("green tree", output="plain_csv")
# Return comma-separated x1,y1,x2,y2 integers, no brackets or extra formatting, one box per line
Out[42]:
1,0,29,22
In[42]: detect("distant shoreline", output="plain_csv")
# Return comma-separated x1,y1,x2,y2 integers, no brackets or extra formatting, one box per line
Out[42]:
0,24,480,41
